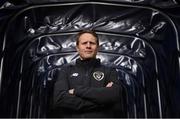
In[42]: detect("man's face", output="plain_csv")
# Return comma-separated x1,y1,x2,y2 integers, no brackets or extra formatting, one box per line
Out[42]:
76,33,99,60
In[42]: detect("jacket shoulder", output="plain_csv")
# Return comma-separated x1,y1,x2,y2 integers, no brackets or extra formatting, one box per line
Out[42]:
101,62,117,71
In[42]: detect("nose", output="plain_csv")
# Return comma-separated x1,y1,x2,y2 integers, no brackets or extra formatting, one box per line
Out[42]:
86,42,91,48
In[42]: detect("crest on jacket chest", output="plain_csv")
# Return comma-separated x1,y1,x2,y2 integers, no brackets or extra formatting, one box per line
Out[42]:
93,71,104,81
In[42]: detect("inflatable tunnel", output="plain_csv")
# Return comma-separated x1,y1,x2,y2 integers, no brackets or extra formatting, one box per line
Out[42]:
0,0,180,118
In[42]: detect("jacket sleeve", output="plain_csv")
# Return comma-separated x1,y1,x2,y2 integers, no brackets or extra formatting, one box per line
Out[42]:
74,68,122,104
53,66,100,111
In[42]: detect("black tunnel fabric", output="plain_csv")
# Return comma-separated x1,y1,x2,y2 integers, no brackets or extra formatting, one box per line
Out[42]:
7,0,180,8
0,1,180,118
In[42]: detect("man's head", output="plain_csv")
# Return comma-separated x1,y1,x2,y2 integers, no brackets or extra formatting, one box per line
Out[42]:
76,30,99,60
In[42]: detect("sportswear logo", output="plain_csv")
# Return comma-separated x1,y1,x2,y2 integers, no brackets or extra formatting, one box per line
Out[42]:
93,71,104,81
71,73,79,77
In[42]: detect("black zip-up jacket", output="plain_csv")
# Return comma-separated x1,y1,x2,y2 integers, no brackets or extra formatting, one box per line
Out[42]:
51,58,124,118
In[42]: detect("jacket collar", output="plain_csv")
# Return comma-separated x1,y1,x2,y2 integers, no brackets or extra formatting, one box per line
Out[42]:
76,58,101,68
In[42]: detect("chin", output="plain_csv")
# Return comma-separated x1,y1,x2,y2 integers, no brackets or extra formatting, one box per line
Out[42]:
80,54,96,60
81,56,96,60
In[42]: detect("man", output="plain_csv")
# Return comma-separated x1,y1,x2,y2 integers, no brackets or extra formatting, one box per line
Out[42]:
51,30,124,118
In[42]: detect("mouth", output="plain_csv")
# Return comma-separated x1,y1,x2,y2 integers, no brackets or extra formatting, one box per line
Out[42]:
85,51,93,53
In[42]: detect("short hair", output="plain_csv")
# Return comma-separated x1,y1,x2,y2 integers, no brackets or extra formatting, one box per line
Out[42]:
76,30,99,46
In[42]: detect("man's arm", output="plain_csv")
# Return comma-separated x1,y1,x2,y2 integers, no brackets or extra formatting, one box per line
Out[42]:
53,67,100,111
74,68,122,104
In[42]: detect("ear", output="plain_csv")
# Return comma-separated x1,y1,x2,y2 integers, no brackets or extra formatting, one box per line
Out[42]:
76,45,79,52
96,45,100,51
97,45,100,49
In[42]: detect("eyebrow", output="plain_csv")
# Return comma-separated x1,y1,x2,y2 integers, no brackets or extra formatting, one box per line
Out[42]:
81,41,96,43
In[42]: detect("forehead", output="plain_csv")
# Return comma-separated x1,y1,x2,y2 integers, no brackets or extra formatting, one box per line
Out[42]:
79,33,97,42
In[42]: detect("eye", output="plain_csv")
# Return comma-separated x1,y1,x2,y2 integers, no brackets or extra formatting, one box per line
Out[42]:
82,42,88,45
90,42,96,45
